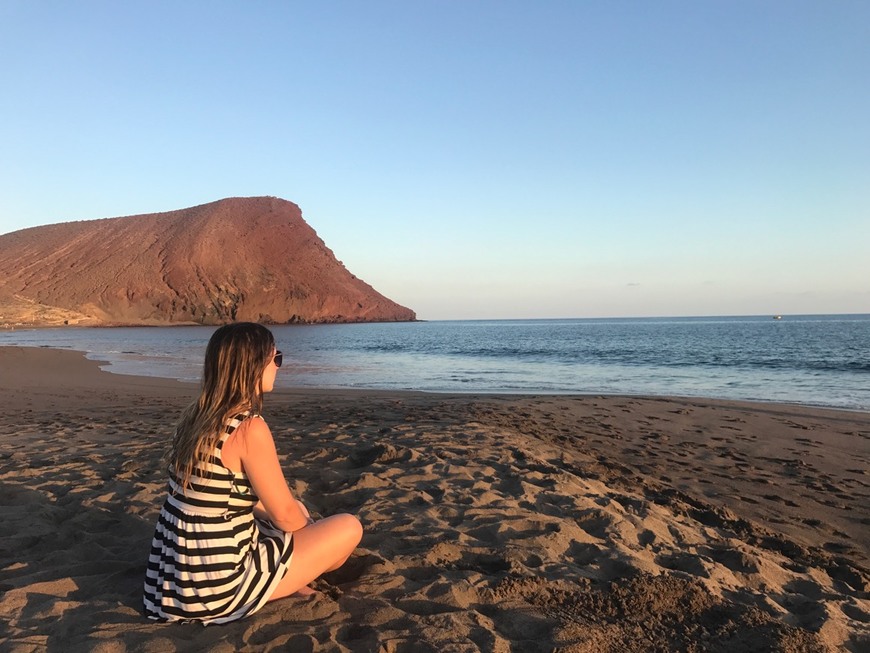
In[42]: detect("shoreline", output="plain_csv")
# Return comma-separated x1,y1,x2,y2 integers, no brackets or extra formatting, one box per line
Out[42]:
1,346,868,651
0,317,423,330
5,343,869,415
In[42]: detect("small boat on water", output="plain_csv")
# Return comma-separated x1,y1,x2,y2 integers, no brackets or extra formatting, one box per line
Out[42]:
773,315,782,320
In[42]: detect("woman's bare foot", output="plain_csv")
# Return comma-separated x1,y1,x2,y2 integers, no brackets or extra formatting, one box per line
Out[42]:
291,585,316,598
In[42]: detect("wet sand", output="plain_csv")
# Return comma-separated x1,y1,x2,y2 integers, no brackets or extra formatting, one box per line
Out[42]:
1,347,868,652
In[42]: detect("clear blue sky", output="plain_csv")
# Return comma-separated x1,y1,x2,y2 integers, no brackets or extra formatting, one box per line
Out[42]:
1,1,867,320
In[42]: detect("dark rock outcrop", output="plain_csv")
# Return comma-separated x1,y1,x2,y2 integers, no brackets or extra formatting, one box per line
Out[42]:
0,196,416,326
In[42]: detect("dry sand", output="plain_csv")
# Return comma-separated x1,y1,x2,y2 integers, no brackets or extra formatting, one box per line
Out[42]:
0,346,867,652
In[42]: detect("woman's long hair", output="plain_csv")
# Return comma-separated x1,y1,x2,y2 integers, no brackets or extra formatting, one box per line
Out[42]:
169,322,276,491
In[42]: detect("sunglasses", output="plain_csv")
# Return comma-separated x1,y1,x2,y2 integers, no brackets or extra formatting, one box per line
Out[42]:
273,351,283,368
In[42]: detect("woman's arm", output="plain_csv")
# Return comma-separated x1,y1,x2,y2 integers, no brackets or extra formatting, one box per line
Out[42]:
237,417,309,533
253,498,313,525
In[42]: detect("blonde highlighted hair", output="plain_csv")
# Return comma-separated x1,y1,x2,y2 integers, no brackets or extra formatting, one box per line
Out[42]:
169,322,276,491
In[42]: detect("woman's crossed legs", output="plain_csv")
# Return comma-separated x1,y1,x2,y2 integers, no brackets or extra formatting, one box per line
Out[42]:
268,512,363,601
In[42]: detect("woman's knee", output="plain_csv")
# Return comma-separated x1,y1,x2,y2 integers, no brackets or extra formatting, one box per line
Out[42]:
337,513,363,545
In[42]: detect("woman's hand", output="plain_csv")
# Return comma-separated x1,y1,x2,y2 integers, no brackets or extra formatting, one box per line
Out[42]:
296,499,316,526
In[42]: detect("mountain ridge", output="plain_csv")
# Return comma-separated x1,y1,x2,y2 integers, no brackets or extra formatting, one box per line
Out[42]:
0,196,416,327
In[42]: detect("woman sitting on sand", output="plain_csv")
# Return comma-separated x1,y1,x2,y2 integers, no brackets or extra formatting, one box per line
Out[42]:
143,322,363,623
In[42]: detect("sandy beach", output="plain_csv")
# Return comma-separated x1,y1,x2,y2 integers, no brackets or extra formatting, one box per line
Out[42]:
0,347,867,652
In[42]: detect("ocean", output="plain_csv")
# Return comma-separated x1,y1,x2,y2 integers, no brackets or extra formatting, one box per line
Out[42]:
2,315,868,411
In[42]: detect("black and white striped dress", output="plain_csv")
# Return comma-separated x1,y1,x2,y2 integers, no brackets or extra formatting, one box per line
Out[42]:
143,413,294,623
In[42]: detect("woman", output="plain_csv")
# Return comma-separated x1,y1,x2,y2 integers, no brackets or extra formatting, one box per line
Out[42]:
143,322,362,623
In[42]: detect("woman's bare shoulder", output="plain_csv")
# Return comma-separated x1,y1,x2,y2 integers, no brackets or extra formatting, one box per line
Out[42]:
231,415,274,453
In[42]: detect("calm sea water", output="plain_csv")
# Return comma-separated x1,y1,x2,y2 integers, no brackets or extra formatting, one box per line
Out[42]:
2,315,868,411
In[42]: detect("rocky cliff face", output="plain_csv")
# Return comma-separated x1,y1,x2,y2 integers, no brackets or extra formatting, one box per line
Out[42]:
0,197,416,326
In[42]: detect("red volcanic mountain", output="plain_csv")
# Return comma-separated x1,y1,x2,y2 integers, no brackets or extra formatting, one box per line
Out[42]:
0,197,416,326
